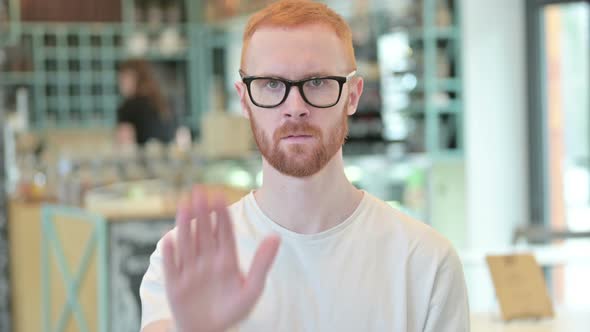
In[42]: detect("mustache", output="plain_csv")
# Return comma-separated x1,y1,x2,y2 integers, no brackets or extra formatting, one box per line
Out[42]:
274,122,322,140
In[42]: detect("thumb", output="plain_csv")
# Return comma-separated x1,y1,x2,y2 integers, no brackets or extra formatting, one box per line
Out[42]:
239,235,281,309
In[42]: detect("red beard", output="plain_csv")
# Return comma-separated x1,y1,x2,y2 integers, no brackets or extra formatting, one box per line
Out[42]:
248,105,349,178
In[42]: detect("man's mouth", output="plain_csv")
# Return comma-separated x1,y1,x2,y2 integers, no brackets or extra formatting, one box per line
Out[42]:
281,134,314,142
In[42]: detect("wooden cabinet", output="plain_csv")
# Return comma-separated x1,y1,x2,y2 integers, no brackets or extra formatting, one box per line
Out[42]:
8,200,43,332
8,199,172,332
33,184,247,332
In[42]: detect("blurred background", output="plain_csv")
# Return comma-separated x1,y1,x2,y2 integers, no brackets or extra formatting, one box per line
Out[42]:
0,0,589,331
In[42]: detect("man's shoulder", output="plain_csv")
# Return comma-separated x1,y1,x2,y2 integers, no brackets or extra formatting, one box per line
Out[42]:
226,192,261,236
226,192,252,221
363,193,456,259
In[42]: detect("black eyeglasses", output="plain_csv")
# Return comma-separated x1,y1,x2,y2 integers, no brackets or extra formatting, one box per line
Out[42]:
239,70,356,108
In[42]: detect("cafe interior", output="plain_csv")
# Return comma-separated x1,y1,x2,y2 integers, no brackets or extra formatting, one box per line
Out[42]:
1,0,589,331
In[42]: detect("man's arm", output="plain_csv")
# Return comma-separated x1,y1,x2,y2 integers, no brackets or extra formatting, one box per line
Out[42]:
423,248,470,332
140,231,173,330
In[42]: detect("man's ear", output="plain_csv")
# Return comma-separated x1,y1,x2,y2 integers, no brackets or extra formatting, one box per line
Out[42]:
346,77,364,116
234,81,250,119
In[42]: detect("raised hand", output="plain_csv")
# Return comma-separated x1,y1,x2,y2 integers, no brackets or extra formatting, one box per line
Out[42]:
161,187,281,332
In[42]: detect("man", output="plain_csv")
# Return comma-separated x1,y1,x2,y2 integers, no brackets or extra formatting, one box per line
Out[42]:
140,1,470,331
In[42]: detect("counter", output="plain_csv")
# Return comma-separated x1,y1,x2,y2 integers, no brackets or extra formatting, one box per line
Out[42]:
471,311,590,332
42,181,248,332
8,182,247,332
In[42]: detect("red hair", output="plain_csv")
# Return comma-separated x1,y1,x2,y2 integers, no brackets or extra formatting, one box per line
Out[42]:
241,0,356,71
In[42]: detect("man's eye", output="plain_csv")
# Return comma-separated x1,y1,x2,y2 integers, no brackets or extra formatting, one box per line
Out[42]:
309,79,324,87
267,80,281,89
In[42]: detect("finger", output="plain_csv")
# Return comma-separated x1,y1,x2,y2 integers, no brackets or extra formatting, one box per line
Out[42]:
209,194,225,240
212,196,238,263
240,235,281,308
192,186,215,255
176,198,195,268
161,233,178,283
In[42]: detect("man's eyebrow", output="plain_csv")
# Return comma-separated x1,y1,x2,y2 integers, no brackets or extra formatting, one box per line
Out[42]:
252,71,336,79
301,71,334,78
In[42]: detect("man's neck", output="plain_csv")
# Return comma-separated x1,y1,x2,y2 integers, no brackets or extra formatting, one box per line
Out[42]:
254,150,363,235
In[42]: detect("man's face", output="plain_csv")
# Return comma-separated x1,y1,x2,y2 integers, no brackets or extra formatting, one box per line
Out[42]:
246,100,348,177
237,24,362,178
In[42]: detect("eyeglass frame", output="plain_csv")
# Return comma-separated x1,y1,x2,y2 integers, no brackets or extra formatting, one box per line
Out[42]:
239,70,357,109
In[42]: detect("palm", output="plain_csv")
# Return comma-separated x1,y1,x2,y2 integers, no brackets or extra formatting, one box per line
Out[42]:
161,188,280,332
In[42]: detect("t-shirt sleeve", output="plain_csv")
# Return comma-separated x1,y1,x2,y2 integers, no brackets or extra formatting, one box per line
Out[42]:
423,247,471,332
140,234,173,330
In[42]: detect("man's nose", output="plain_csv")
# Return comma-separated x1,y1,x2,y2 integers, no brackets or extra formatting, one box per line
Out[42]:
280,87,310,118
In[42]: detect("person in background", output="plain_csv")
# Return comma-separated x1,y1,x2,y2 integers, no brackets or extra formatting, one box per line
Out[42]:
140,1,470,331
116,58,176,146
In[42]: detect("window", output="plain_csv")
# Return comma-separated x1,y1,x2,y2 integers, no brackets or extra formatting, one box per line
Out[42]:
527,0,590,309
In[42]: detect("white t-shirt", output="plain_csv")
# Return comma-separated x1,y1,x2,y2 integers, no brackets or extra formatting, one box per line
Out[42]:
140,191,470,332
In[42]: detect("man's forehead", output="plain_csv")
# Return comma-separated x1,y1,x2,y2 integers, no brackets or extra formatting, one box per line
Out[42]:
249,23,339,42
243,25,347,78
244,63,345,81
247,67,337,80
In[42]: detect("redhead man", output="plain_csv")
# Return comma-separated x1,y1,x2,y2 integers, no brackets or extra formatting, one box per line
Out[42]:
140,1,470,331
